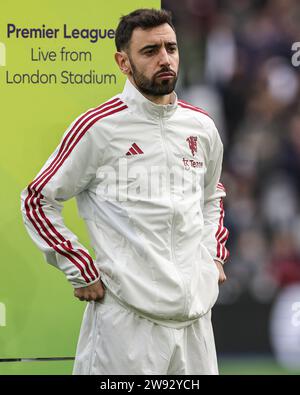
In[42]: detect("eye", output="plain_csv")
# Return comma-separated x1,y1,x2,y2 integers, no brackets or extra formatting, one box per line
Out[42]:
168,46,177,53
144,49,156,55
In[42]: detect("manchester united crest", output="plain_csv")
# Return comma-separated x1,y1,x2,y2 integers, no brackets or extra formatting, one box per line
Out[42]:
186,136,197,157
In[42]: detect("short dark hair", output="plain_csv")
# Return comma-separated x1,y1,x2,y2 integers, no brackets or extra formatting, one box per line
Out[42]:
115,8,175,52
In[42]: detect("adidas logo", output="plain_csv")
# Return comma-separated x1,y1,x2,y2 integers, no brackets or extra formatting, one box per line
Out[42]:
126,143,144,156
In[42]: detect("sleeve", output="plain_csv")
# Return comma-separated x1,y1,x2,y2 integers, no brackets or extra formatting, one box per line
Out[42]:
202,124,229,265
20,118,102,288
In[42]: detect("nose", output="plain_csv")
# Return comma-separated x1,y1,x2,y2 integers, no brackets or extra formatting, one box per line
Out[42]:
158,47,171,67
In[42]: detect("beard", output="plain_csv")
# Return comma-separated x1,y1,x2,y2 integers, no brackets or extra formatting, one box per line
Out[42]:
129,58,178,97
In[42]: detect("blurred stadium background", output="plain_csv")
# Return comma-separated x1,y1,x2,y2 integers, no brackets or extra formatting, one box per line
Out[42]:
162,0,300,374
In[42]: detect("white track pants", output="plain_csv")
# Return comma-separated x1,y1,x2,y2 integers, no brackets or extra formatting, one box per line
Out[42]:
72,292,218,375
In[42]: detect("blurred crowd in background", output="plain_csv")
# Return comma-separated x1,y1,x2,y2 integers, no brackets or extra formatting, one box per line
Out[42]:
163,0,300,307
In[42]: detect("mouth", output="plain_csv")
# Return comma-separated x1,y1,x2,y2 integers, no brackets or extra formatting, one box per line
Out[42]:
156,71,175,80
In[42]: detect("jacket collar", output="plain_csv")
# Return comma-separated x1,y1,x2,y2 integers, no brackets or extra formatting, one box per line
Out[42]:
120,78,178,120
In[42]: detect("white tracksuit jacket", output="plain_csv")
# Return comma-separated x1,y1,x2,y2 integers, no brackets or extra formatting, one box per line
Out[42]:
21,78,229,328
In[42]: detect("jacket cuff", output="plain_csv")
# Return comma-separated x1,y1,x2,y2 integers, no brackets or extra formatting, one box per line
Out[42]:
70,274,101,289
213,257,225,265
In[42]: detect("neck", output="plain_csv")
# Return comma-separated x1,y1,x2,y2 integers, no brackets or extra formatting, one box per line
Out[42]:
129,77,174,105
143,92,174,105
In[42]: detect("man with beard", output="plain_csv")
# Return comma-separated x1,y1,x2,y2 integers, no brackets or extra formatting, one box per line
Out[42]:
21,8,229,375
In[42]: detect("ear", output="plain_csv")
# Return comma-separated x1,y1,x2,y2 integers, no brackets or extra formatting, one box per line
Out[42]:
114,51,131,75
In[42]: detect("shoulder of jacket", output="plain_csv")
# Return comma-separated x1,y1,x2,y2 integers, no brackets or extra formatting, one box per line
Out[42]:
177,99,216,127
71,95,128,128
59,95,128,146
177,99,219,142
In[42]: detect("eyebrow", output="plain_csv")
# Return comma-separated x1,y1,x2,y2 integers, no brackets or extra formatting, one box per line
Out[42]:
139,41,177,53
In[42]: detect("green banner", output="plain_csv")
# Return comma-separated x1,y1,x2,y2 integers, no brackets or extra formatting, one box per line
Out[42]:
0,0,160,372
